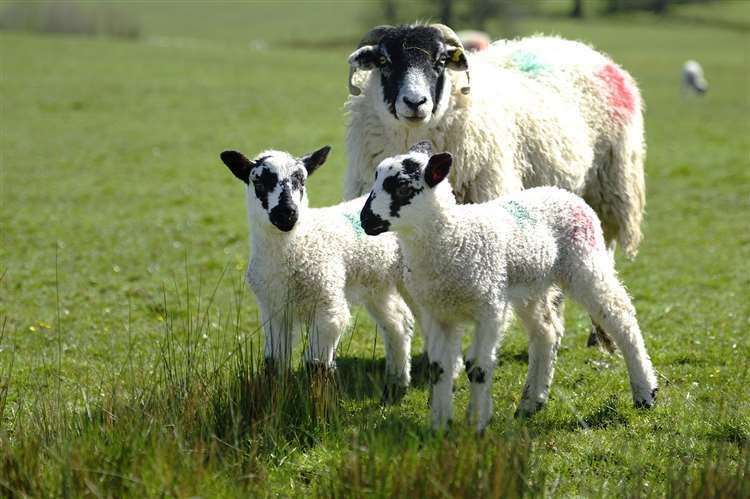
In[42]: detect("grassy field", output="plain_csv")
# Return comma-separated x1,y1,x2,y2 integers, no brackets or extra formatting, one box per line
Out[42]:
1,1,749,496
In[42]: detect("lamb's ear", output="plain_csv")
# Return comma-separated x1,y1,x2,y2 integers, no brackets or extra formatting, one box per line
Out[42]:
220,150,255,184
424,152,452,188
300,145,331,175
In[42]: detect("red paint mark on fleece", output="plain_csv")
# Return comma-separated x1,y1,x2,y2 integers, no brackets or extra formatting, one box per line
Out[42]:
568,206,602,251
596,64,635,121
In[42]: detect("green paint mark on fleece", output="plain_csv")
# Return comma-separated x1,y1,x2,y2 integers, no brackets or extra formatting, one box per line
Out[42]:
512,51,547,75
505,200,536,227
343,212,366,239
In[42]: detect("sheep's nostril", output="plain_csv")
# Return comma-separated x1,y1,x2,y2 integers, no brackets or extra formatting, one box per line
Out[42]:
403,96,427,110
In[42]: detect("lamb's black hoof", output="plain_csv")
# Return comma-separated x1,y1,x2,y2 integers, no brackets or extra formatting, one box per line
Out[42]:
634,387,658,409
380,382,407,405
305,361,335,379
514,401,545,419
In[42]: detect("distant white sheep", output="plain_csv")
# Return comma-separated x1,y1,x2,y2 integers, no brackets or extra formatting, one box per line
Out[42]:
682,60,708,95
360,143,658,430
220,146,414,400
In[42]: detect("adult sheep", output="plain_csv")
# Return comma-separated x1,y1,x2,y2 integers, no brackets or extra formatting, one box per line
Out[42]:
344,24,646,347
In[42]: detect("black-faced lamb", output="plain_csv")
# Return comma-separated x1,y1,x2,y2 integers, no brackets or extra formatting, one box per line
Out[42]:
220,146,414,400
360,143,658,430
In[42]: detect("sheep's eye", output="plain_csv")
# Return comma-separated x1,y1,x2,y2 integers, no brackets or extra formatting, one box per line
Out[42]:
378,56,388,66
396,185,411,198
435,56,447,69
253,181,266,192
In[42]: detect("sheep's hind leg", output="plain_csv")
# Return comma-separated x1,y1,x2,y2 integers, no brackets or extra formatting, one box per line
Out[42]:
464,307,511,432
364,289,415,404
513,289,565,418
567,262,658,408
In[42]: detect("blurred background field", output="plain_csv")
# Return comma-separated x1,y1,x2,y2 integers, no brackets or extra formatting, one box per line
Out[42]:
1,0,749,496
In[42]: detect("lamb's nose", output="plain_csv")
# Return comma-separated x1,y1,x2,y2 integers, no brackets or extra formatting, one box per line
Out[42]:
403,96,427,111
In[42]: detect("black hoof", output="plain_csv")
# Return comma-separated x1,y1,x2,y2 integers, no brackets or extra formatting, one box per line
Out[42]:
381,382,407,405
514,401,545,419
635,387,658,409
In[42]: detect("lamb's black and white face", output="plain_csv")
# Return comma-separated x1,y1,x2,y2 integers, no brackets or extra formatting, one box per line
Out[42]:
220,146,330,232
360,142,452,235
348,25,468,127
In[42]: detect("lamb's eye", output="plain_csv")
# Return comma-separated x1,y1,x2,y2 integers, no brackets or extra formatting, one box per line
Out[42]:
378,56,388,66
396,185,411,198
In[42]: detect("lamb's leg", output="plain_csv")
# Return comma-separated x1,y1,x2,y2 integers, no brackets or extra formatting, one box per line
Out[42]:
464,307,511,431
586,241,617,353
304,298,350,372
364,290,415,404
513,289,565,417
567,262,658,408
260,301,295,374
423,313,462,430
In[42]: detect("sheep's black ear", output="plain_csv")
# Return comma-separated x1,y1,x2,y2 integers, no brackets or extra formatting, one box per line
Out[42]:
348,45,382,70
424,152,452,188
300,145,331,175
409,141,433,155
220,150,255,184
446,47,468,71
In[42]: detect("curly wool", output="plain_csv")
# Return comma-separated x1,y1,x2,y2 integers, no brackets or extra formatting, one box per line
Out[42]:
244,155,414,387
373,164,657,430
345,35,646,257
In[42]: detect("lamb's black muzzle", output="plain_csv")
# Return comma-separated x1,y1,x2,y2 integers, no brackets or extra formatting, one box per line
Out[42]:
269,207,298,232
269,186,298,232
360,195,390,235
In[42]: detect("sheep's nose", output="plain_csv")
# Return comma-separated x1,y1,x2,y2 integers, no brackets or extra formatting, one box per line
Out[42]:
403,96,427,111
269,206,298,232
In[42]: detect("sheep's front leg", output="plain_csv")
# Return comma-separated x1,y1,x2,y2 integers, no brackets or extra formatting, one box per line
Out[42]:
465,307,511,432
260,300,295,374
364,290,415,404
424,314,462,430
513,290,565,417
304,298,350,373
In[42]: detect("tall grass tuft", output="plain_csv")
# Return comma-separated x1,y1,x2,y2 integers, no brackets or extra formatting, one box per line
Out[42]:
318,430,540,498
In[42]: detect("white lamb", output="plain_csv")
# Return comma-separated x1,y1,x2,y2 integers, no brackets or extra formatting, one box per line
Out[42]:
360,143,658,430
220,146,414,400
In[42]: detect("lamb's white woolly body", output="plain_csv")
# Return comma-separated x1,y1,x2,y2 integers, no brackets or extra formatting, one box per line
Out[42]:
226,149,414,393
360,150,657,430
346,34,646,257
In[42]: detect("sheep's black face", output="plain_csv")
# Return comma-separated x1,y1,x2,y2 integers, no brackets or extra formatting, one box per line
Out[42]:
219,146,330,232
349,25,468,127
360,141,452,235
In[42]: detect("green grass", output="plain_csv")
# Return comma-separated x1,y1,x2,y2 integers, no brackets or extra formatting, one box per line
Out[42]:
1,1,749,496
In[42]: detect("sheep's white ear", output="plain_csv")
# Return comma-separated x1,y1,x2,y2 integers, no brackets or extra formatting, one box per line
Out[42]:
300,145,331,175
424,152,452,188
409,141,433,155
220,150,255,184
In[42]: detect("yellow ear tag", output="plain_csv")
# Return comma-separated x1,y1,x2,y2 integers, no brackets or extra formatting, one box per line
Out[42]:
451,49,463,63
